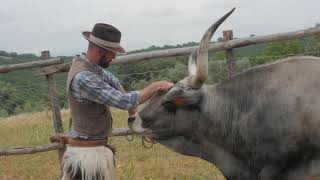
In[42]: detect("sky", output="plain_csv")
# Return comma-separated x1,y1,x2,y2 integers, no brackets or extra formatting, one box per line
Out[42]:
0,0,319,56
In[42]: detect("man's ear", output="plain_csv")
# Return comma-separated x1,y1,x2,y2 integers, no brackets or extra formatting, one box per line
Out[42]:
161,86,203,107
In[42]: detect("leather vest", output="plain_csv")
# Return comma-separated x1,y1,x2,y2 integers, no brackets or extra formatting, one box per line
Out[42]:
66,56,112,138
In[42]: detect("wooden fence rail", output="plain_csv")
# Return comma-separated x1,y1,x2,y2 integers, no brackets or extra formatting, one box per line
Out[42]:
33,26,320,76
0,58,63,73
0,128,144,156
0,143,63,156
113,26,320,64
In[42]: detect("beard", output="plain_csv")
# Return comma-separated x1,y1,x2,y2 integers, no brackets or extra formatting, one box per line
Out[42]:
98,55,111,68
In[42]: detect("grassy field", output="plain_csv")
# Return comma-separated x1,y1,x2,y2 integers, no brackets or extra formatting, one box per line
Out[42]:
0,109,225,180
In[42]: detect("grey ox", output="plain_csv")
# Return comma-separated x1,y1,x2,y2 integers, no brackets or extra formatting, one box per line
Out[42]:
128,8,320,180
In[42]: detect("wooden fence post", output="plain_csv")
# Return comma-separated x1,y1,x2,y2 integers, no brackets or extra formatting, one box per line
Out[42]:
41,51,65,171
223,30,237,77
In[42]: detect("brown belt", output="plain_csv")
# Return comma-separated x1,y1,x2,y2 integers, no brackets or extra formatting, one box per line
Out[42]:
49,133,109,147
67,138,109,147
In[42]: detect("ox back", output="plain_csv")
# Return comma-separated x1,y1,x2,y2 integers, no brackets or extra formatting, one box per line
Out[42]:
197,56,320,179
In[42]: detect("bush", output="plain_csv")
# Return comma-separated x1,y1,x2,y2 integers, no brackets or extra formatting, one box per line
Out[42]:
0,81,23,116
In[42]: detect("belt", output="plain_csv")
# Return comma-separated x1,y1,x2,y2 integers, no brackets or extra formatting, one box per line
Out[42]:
67,138,109,147
49,133,108,147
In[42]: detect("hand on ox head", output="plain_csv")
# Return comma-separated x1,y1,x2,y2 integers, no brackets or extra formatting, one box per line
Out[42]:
137,80,174,105
153,81,174,92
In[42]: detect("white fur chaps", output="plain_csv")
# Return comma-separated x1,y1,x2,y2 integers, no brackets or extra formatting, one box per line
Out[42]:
61,146,116,180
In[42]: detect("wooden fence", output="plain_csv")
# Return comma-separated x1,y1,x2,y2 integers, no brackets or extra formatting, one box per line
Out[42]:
0,25,319,163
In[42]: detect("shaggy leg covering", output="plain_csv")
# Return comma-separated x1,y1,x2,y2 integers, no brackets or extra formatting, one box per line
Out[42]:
61,146,116,180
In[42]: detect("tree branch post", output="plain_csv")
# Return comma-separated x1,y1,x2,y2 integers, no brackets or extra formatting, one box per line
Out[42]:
42,51,65,175
224,30,237,77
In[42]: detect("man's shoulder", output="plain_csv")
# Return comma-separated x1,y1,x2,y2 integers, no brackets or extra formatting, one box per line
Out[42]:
102,70,119,83
102,69,114,76
74,71,97,80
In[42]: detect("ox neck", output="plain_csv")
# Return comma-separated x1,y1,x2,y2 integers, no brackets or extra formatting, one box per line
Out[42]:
198,85,244,153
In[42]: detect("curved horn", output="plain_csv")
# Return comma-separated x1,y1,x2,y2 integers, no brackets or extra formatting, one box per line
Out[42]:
188,48,198,76
189,8,235,88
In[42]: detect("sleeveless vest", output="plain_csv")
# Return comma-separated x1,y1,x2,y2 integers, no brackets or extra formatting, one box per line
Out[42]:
67,56,112,138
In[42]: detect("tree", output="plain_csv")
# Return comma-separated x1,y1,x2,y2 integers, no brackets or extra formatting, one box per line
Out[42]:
264,40,304,57
0,81,23,116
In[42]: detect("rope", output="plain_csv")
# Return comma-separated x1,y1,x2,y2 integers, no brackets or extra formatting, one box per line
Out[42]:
142,136,156,149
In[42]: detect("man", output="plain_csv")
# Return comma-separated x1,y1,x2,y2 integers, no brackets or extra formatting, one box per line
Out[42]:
61,23,173,180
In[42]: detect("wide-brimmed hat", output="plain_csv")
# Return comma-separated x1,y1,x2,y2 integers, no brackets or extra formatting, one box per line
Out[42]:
82,23,125,54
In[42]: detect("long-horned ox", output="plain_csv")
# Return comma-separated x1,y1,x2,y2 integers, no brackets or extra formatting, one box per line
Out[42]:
129,8,320,180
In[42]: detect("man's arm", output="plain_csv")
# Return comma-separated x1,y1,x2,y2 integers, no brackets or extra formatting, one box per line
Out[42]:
72,71,139,110
73,71,173,111
118,84,137,116
103,70,137,115
120,81,173,116
103,69,174,105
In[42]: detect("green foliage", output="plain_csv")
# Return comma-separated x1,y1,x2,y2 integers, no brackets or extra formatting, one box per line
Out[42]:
0,109,9,117
206,61,228,84
244,39,305,66
0,50,18,57
206,59,252,84
264,39,304,56
166,61,188,83
303,35,320,53
110,56,185,90
235,44,267,57
209,51,225,61
127,42,198,55
0,81,23,116
131,79,149,91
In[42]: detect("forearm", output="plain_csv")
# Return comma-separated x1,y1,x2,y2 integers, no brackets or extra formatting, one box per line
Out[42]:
98,90,140,110
119,84,138,115
138,84,160,104
118,83,153,107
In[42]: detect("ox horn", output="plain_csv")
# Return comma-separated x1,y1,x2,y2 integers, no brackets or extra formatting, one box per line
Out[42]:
188,8,235,89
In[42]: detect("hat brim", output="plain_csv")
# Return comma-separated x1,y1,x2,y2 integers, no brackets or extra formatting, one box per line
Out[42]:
82,31,126,54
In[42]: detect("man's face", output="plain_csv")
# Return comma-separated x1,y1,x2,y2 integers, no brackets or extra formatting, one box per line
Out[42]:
98,48,116,68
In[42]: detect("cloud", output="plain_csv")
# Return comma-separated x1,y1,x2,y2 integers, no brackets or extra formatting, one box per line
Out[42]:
0,0,319,56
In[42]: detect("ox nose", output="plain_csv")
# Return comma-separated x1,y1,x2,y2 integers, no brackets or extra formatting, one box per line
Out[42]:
128,116,136,123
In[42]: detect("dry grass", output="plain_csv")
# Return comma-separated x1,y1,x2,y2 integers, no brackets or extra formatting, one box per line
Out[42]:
0,109,225,180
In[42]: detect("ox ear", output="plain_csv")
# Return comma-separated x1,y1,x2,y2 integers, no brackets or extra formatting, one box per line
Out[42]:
161,85,203,108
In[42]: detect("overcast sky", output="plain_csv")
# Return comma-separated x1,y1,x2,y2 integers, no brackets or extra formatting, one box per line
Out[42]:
0,0,319,56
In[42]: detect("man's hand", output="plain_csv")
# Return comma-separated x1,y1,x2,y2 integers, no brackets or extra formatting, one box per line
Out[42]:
152,81,175,92
139,81,174,105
